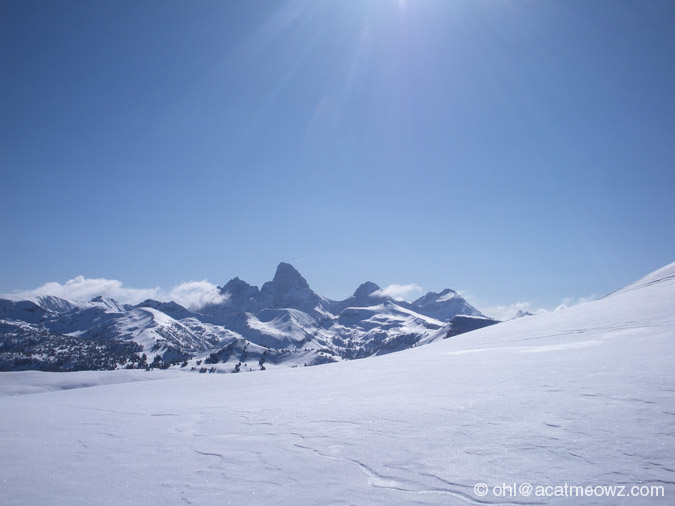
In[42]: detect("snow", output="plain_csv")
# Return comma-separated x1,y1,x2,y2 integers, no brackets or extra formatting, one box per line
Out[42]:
247,308,318,344
0,369,179,397
111,308,214,354
1,262,674,505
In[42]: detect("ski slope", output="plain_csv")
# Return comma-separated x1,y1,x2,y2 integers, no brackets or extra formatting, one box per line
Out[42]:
1,263,674,505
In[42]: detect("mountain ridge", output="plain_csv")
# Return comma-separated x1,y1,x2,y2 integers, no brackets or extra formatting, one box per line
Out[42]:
1,262,491,372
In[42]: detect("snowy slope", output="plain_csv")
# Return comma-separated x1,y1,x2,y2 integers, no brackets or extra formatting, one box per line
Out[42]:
333,301,445,357
105,307,218,354
1,262,673,505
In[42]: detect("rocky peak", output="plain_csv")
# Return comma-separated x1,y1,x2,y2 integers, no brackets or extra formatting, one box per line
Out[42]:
353,282,381,299
271,262,309,288
259,263,320,312
221,277,259,296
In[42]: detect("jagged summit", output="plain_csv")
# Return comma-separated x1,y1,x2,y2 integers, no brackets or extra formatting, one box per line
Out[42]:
259,262,321,313
199,276,260,317
220,276,260,298
272,262,309,286
137,299,189,311
222,276,250,290
267,262,311,292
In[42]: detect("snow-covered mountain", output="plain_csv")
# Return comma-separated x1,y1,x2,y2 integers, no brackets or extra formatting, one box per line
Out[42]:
411,288,482,321
0,263,490,372
1,262,673,505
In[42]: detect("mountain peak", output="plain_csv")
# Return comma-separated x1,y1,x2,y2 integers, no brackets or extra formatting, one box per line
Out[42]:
411,288,482,322
353,281,381,299
269,262,311,292
412,288,458,307
221,276,258,295
258,262,319,313
513,310,534,319
273,262,304,282
210,277,260,314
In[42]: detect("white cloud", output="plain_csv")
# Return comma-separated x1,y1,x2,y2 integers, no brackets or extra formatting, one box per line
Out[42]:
455,290,544,321
480,301,547,321
17,276,226,311
479,294,597,320
168,281,227,310
555,294,597,311
20,276,161,306
372,283,423,301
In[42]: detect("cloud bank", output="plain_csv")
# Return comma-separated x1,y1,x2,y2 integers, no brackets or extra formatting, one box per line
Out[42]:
16,276,225,311
372,283,423,301
167,281,227,309
554,295,597,311
480,301,547,321
479,295,597,320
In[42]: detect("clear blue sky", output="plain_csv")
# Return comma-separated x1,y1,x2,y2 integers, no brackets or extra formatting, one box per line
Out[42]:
2,0,674,312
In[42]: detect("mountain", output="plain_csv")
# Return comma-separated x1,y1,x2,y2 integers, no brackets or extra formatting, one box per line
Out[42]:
0,263,489,372
2,262,673,504
332,281,388,313
206,277,260,316
441,314,500,338
411,288,482,321
258,262,329,315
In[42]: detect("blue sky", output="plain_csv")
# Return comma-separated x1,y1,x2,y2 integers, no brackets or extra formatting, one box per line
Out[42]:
1,0,674,316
